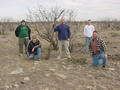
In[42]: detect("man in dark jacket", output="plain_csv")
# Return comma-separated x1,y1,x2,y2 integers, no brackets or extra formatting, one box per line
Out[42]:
89,31,107,67
54,18,71,59
15,20,31,56
28,35,41,60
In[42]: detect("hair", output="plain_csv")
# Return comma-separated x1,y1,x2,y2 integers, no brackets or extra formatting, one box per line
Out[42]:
88,19,91,21
93,31,98,34
21,20,26,23
32,35,37,39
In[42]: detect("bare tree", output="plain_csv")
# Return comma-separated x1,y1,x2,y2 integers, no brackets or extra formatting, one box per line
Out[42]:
27,5,79,59
27,6,66,59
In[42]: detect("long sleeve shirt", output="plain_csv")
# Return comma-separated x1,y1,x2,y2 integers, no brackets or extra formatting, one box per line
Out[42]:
89,37,107,54
84,25,95,37
54,24,71,40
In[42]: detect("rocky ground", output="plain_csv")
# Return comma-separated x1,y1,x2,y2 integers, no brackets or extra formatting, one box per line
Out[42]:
0,31,120,90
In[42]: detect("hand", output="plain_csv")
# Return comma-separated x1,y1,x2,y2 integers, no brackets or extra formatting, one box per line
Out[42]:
104,54,108,59
32,48,35,52
67,38,70,41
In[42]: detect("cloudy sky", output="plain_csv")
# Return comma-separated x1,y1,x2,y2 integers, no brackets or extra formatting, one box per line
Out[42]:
0,0,120,21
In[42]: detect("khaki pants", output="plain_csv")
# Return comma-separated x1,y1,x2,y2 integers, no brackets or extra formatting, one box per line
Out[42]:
18,37,29,54
58,40,71,58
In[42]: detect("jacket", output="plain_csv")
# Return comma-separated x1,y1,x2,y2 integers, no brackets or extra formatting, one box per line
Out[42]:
15,25,31,40
28,39,41,54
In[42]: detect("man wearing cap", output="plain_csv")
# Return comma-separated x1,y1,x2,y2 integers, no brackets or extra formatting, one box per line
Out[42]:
15,20,31,56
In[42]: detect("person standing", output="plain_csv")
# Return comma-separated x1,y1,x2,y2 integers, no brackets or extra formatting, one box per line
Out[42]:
89,31,107,67
28,35,41,60
54,18,71,59
15,20,31,56
84,19,95,53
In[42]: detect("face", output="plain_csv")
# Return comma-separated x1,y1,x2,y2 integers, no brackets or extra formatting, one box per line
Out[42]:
93,32,98,39
33,39,37,43
61,18,65,24
88,20,91,25
21,22,26,26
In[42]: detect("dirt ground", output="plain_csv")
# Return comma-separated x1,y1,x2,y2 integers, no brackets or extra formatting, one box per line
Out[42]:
0,29,120,90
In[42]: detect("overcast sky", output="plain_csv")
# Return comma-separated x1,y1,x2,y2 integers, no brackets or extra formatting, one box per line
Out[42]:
0,0,120,21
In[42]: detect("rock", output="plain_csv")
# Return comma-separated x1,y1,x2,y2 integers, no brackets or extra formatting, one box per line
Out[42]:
108,68,115,71
86,86,94,90
87,74,93,79
62,65,66,69
5,85,9,89
55,73,67,79
49,68,56,72
11,83,19,88
32,67,36,69
44,87,49,90
10,68,23,75
45,74,50,77
24,77,30,81
34,61,39,65
14,83,19,88
96,85,107,90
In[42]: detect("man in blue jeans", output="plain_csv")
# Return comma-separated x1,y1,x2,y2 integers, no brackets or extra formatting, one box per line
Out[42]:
28,35,41,60
84,20,95,53
89,31,107,67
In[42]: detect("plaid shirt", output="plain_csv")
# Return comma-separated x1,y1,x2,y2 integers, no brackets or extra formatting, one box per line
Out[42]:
89,37,107,54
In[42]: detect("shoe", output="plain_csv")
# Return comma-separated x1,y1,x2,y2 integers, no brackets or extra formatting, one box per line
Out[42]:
103,66,106,68
57,56,61,60
68,56,71,59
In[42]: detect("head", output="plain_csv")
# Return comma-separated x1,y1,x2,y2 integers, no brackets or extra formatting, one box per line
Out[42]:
61,18,65,24
93,31,98,39
32,35,37,43
21,20,26,26
88,19,91,25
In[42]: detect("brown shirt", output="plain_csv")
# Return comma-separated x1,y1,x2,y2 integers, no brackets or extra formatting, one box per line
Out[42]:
92,38,98,54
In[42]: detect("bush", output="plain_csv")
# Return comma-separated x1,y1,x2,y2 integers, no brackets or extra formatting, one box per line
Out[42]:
110,32,119,37
68,57,87,65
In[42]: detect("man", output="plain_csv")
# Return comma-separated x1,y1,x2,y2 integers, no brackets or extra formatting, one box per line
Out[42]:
54,18,71,59
15,20,31,56
84,19,95,53
28,35,41,60
89,31,107,67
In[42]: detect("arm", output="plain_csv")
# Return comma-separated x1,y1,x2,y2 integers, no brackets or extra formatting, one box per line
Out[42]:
27,26,31,40
100,39,107,58
92,25,95,31
54,25,59,32
67,26,71,39
34,40,41,49
100,39,107,54
15,26,20,37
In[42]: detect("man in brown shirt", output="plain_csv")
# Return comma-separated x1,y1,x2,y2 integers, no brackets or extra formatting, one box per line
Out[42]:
89,31,107,67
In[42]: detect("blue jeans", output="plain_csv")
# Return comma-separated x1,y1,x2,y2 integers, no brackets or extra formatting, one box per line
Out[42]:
92,52,107,67
85,37,92,53
29,48,41,59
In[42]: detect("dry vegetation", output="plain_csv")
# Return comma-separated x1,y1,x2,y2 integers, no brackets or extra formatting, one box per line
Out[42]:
0,21,120,90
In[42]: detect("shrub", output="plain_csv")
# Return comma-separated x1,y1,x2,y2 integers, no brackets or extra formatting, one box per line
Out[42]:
68,57,87,65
